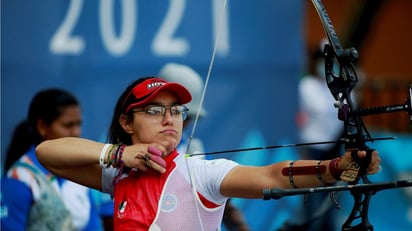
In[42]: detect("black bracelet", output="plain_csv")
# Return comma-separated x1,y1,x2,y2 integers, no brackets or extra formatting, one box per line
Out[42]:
288,161,297,188
316,160,329,185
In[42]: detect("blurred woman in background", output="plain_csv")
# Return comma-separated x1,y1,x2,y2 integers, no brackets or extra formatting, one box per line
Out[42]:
1,88,106,231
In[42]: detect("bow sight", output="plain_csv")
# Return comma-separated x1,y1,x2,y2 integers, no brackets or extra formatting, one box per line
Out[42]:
323,35,412,129
263,1,412,231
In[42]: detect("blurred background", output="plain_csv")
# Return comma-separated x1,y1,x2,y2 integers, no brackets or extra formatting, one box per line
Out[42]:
1,0,411,230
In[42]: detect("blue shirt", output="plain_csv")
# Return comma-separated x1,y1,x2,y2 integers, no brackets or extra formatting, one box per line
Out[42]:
1,146,104,231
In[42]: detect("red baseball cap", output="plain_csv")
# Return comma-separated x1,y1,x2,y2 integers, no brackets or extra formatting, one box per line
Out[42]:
122,77,192,113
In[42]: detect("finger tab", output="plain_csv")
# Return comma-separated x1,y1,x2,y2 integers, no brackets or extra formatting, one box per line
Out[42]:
151,156,166,168
148,146,162,156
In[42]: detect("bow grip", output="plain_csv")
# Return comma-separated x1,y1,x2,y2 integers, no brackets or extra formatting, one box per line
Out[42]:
340,147,374,182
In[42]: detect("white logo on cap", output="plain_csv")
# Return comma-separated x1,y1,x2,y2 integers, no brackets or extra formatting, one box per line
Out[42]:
147,82,165,90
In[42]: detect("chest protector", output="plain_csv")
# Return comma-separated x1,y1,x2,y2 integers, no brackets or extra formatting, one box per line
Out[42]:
113,151,225,231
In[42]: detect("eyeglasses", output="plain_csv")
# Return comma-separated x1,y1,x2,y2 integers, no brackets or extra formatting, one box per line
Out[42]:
133,105,189,120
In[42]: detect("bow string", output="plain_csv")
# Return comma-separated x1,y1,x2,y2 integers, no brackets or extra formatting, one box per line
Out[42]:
182,0,228,230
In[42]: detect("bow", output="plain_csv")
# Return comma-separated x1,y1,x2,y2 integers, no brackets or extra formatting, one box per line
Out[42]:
263,0,412,230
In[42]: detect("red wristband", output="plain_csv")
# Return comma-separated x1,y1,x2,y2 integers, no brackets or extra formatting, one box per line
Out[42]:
329,157,341,181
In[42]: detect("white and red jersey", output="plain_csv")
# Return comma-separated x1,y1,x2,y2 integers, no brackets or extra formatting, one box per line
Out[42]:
102,149,238,230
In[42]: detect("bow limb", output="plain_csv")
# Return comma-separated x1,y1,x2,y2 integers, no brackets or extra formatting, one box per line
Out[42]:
185,0,228,154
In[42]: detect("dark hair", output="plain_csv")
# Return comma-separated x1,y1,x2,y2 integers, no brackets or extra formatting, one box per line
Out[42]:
4,88,79,171
107,77,155,145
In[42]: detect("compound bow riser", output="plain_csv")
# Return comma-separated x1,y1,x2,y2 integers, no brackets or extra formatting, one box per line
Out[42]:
263,1,412,230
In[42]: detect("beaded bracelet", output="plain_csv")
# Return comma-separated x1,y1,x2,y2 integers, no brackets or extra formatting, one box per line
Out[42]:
112,144,126,186
316,160,331,185
112,144,125,167
99,143,126,168
110,144,121,167
316,160,323,183
115,144,126,167
288,160,297,188
114,145,121,167
106,144,117,168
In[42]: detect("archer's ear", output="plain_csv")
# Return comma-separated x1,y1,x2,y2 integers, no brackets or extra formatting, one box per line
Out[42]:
36,119,47,137
119,114,134,134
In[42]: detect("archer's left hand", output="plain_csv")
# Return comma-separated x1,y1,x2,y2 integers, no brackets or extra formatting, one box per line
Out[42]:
340,150,381,175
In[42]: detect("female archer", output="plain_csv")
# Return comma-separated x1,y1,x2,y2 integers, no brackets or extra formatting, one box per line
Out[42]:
36,76,381,230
